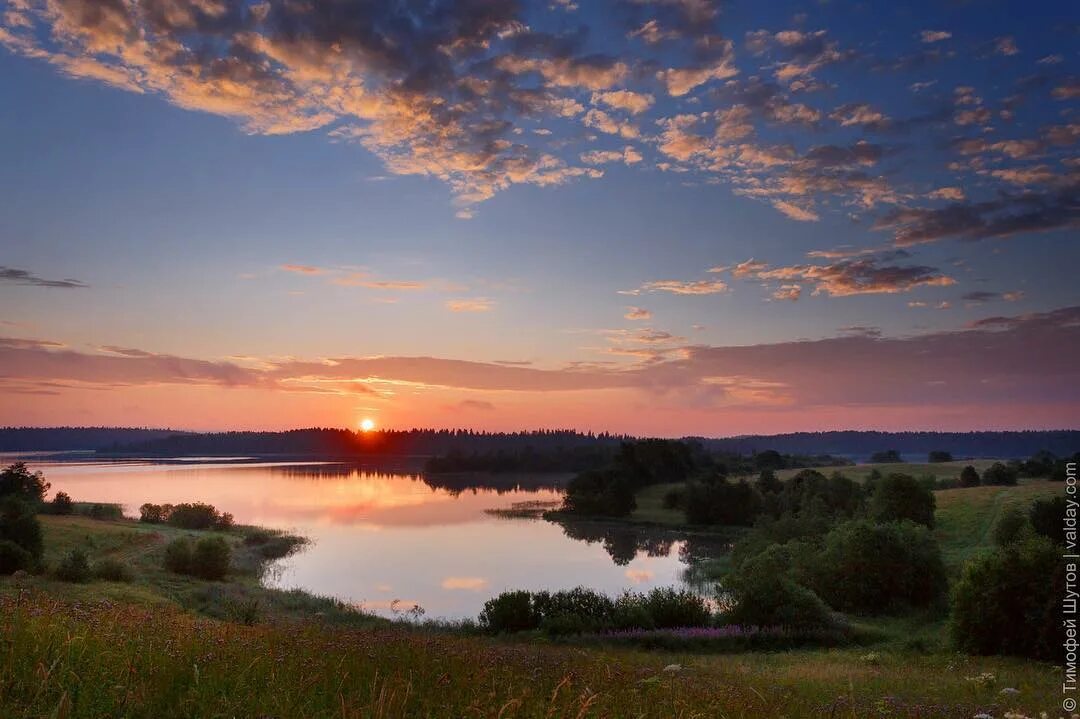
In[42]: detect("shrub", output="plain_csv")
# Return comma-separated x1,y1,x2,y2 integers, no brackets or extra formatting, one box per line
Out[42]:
562,470,636,517
684,477,761,526
928,450,953,463
0,463,50,504
951,537,1062,659
726,545,834,630
86,503,123,521
163,537,193,574
867,474,936,528
93,557,132,582
534,587,614,632
774,470,864,519
870,450,903,463
1030,496,1065,544
0,539,33,574
190,536,231,580
55,549,91,583
959,465,980,488
167,502,223,530
991,506,1032,546
810,520,947,615
611,592,656,631
0,497,42,559
139,503,169,523
49,492,74,515
641,587,711,628
981,462,1018,486
479,590,539,633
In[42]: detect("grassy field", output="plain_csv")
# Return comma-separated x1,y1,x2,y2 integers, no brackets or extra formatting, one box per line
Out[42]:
771,459,1000,483
0,478,1066,718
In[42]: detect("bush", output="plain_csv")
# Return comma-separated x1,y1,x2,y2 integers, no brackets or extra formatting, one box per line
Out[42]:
867,474,936,528
928,450,953,463
163,537,193,574
870,450,903,463
810,520,947,615
684,476,761,526
641,586,711,628
85,503,123,521
93,557,132,582
991,506,1032,546
0,497,42,559
612,592,656,630
190,536,231,580
951,537,1062,659
479,590,539,633
562,470,636,517
726,545,834,630
49,492,74,515
534,587,614,633
0,463,50,504
1030,496,1065,544
167,502,223,530
958,465,980,488
139,503,169,523
981,462,1018,486
774,470,864,519
0,539,33,574
55,549,91,583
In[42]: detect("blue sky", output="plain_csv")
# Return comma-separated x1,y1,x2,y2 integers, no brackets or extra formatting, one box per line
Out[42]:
0,0,1076,433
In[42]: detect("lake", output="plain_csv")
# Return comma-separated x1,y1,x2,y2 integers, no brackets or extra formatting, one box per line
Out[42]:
14,455,720,618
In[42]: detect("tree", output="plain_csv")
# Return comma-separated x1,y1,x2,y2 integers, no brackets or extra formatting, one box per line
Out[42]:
50,491,74,515
867,474,936,528
991,506,1031,546
959,465,980,488
0,463,50,504
870,450,903,464
562,469,636,517
727,544,834,630
683,476,762,526
982,462,1018,486
191,536,231,580
951,537,1062,659
928,450,953,463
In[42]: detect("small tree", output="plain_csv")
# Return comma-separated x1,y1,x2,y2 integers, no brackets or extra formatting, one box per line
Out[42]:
867,474,936,528
991,506,1031,546
190,536,231,580
55,549,91,582
163,537,193,574
50,491,74,516
958,465,980,488
982,462,1018,486
139,503,167,523
0,463,50,504
1030,496,1065,544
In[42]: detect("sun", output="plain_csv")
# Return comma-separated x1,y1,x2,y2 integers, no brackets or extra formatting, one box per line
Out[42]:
359,418,376,432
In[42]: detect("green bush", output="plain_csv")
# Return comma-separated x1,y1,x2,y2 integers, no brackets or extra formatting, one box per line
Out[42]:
0,463,50,504
479,590,539,633
93,557,132,582
867,474,936,528
958,465,980,488
1030,496,1065,544
533,587,614,631
139,503,169,523
167,503,223,530
55,549,91,583
810,520,947,615
163,537,193,574
991,505,1032,546
0,539,33,574
611,592,656,630
981,462,1018,486
0,497,43,560
641,586,712,628
191,536,231,580
683,477,761,526
726,545,834,630
562,470,636,517
49,492,74,515
951,537,1062,659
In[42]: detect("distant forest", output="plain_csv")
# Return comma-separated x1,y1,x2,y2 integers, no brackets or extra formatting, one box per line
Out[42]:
0,426,1077,460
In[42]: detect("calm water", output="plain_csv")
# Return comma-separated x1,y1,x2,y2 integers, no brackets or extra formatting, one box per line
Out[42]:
16,456,717,618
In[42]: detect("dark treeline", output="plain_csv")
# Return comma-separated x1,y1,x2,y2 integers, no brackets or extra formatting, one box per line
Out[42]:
3,426,1079,460
0,427,185,452
698,430,1080,459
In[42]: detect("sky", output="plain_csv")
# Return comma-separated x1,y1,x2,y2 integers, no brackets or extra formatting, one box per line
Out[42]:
0,0,1077,435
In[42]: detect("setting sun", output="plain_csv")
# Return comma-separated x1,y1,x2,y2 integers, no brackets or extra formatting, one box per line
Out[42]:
359,418,376,432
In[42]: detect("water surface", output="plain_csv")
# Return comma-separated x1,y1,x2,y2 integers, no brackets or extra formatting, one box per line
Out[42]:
17,456,713,618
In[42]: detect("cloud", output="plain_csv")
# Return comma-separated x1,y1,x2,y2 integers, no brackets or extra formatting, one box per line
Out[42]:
624,307,653,320
0,266,88,288
591,90,654,115
722,253,956,297
635,279,729,295
962,290,1025,305
994,36,1019,57
451,399,496,411
829,103,890,131
441,577,489,591
581,146,642,165
446,298,495,313
657,40,738,96
280,264,326,275
745,29,854,89
771,200,819,221
920,30,951,44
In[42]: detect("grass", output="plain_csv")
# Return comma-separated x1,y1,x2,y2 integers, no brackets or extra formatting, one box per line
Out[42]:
771,459,1000,483
0,591,1061,718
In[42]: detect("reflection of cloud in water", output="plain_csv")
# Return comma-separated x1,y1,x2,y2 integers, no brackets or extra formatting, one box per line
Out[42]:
625,569,654,584
441,576,489,591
